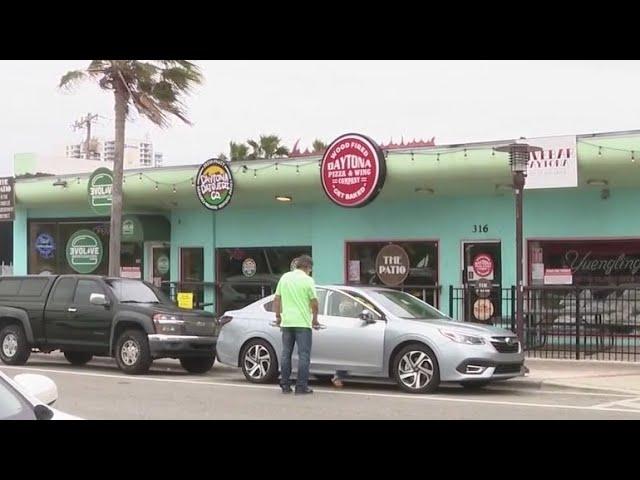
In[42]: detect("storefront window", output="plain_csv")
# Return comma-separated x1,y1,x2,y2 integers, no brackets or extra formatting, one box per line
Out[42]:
28,219,142,277
529,239,640,287
346,241,439,307
216,246,311,314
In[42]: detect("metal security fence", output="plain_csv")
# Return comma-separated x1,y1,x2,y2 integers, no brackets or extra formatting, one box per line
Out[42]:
449,284,640,362
448,285,515,331
523,286,640,362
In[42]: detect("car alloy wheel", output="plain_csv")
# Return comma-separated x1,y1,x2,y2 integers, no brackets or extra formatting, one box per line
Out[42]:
244,344,271,380
398,350,434,390
2,333,18,358
121,339,140,366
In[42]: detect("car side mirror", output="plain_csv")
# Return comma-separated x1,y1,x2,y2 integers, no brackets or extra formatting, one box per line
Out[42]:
359,309,376,324
90,293,109,307
14,373,58,406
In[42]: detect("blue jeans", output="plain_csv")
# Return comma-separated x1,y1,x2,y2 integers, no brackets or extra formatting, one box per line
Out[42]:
280,327,312,390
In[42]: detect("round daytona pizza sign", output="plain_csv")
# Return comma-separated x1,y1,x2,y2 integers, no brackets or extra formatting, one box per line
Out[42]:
320,133,387,208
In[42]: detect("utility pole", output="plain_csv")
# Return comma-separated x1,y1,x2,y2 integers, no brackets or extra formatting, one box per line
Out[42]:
72,113,99,159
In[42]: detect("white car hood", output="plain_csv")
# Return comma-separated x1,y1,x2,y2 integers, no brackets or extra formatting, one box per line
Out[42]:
404,317,516,336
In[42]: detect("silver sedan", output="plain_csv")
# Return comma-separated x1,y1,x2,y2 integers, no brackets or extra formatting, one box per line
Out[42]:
216,286,525,393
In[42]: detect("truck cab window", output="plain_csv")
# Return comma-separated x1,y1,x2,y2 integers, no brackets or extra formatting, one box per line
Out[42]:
73,280,104,306
51,278,76,304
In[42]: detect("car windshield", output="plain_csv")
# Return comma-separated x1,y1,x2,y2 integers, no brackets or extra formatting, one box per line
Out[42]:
370,289,454,321
0,377,35,420
106,279,164,304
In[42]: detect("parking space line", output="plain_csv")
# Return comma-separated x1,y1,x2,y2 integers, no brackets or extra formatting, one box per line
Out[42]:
4,364,640,415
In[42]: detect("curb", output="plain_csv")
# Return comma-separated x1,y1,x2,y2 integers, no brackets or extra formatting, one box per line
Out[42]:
507,376,640,395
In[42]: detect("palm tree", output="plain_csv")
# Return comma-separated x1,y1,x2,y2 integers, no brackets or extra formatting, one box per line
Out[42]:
312,139,328,154
229,141,249,161
247,135,290,159
60,60,202,276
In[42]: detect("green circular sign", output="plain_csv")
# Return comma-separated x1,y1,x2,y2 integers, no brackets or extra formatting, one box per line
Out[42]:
66,229,103,274
156,255,170,275
88,167,113,215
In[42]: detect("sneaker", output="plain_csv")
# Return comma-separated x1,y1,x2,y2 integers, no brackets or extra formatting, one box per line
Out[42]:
280,385,292,394
331,376,344,388
295,387,314,395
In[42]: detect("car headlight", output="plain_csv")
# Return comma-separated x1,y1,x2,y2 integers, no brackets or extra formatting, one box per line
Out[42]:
153,314,185,335
439,329,485,345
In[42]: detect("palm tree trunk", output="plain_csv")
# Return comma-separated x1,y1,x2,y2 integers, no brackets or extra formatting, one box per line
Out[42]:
108,82,126,276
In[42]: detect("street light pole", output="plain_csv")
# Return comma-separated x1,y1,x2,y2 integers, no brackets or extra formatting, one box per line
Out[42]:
496,142,542,343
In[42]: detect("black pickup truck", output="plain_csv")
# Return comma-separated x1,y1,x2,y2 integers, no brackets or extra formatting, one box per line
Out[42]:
0,275,218,375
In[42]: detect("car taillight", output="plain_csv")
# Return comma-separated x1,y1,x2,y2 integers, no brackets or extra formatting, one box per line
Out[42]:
218,316,233,326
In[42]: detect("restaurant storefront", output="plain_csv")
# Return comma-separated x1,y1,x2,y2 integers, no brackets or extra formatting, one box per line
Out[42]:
10,129,640,360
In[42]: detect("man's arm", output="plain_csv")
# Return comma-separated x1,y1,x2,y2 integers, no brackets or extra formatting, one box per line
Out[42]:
308,279,320,328
310,298,319,328
273,294,282,326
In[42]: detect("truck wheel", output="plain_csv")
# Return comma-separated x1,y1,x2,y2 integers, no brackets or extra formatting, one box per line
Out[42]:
180,355,215,374
115,329,152,375
0,324,31,366
63,351,93,366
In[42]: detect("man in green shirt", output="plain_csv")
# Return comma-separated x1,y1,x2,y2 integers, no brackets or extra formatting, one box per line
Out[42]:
273,255,319,395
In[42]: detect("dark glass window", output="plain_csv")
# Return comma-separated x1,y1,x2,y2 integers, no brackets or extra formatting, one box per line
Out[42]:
529,239,640,287
73,280,104,306
0,279,21,296
216,246,312,315
18,279,48,296
51,278,76,304
180,248,204,308
346,241,439,307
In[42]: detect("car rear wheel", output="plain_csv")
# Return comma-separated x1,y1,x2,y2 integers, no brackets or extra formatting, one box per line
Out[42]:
180,355,215,374
63,351,93,366
0,324,31,366
115,330,152,375
241,339,278,384
393,344,440,394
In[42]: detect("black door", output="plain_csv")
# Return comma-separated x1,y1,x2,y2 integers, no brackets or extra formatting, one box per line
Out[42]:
462,242,503,325
44,277,78,347
66,279,112,350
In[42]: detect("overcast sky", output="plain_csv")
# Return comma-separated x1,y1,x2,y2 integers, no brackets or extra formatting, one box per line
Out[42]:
1,60,640,176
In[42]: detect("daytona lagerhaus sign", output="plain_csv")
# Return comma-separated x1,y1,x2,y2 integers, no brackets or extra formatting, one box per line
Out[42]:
523,135,578,190
0,177,15,221
195,159,234,211
320,133,386,208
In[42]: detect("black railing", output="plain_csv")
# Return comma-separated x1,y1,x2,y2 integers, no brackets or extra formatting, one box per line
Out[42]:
448,285,515,331
523,286,640,362
449,284,640,362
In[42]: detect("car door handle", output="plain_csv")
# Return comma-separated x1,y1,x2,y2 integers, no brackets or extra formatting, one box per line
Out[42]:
68,308,77,313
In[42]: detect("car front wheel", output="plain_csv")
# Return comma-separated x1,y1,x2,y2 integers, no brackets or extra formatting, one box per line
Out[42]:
393,344,440,394
115,330,152,375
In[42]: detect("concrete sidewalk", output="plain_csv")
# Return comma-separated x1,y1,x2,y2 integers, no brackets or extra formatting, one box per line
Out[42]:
513,358,640,394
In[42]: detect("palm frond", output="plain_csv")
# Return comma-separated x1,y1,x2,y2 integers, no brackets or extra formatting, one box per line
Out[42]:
59,70,87,91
